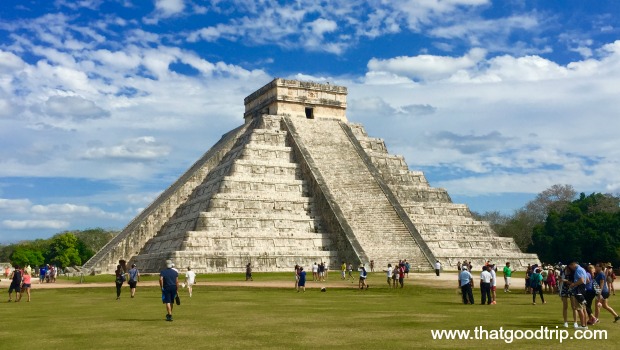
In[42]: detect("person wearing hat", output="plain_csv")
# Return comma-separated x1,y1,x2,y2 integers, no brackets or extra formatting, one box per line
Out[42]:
159,260,179,322
128,264,140,298
458,265,474,305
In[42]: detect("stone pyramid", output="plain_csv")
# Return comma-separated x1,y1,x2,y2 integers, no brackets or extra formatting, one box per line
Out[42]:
83,78,538,274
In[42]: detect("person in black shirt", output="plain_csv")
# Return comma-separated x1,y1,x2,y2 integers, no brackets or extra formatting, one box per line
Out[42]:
159,260,179,321
8,265,22,302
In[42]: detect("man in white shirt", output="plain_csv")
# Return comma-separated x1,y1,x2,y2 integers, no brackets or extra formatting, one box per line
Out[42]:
489,264,497,305
434,260,441,276
185,267,196,298
480,265,493,305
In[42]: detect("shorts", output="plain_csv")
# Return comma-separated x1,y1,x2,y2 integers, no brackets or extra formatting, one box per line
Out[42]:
298,281,305,287
572,294,586,310
9,283,21,294
21,284,31,289
491,286,496,292
387,277,391,283
359,277,366,282
504,277,511,285
161,287,177,304
128,280,137,289
601,291,611,299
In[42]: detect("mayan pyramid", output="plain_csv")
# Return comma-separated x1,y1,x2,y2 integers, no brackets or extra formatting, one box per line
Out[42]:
83,78,539,274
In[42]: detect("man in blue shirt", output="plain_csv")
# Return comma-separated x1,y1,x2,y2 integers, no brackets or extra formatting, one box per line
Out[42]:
159,260,179,322
569,261,588,329
459,266,474,305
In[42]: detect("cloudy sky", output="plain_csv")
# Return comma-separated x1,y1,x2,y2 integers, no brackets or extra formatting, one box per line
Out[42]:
1,0,619,243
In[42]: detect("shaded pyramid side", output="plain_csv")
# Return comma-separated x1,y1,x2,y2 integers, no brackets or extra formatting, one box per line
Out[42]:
348,123,539,268
82,124,250,274
131,116,344,273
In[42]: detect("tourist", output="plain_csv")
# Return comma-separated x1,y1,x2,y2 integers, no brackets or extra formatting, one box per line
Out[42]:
159,260,179,322
404,260,410,278
128,264,140,298
583,265,597,324
385,264,393,288
18,269,32,302
559,265,578,328
295,264,300,288
398,263,405,288
457,261,462,271
114,264,125,300
525,264,532,294
318,262,324,281
340,261,346,280
568,261,589,329
541,267,549,292
347,263,353,281
594,264,620,322
480,265,492,305
358,265,368,290
459,266,475,305
547,268,557,294
297,267,306,292
489,264,497,304
370,260,374,272
245,263,253,281
8,265,22,302
530,267,545,305
4,265,9,278
312,262,318,281
606,264,615,296
503,262,513,292
184,266,196,297
434,260,441,277
392,263,399,289
39,265,46,284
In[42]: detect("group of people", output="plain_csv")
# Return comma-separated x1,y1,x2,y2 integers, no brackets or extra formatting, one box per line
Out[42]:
384,261,409,288
6,265,33,302
458,259,619,330
557,261,619,329
311,262,329,281
458,261,499,306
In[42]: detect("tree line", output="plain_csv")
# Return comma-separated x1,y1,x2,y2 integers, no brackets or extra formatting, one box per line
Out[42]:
474,184,620,267
0,228,117,268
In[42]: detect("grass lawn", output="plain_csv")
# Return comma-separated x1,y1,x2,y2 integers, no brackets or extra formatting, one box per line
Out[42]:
1,272,617,349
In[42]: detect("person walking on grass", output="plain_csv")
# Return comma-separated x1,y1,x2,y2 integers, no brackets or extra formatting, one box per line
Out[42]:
560,265,578,328
489,264,497,304
392,263,399,289
295,264,300,289
312,262,318,281
480,265,493,305
359,265,368,290
568,261,589,329
459,266,474,305
385,264,393,288
128,264,140,298
340,261,346,280
245,263,253,281
347,263,354,281
8,265,22,302
530,267,546,305
160,260,179,322
594,264,620,323
606,264,616,296
114,264,126,300
185,267,196,298
17,269,32,302
434,260,441,277
503,262,513,292
398,264,405,288
297,267,306,292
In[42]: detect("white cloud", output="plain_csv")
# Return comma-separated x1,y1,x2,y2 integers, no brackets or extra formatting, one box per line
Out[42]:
42,95,110,120
0,198,32,213
82,136,171,160
155,0,185,16
2,219,70,230
367,48,487,81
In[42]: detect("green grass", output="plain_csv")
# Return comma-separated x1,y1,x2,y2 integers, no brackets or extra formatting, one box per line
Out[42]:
1,272,618,349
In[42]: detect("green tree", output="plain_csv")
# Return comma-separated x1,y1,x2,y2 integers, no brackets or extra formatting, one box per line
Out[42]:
47,233,82,268
9,247,44,267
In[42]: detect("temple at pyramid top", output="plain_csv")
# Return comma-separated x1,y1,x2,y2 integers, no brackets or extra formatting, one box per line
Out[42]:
83,78,538,274
244,78,348,122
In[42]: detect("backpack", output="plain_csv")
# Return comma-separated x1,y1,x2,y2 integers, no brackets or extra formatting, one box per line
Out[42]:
530,273,540,288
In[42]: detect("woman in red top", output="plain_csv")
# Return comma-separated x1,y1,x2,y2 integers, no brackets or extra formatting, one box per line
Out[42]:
20,270,32,302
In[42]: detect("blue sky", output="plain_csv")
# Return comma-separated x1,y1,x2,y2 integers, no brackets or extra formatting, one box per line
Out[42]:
1,0,619,244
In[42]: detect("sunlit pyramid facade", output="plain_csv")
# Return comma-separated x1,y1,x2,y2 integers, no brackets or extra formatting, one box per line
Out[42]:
83,78,539,273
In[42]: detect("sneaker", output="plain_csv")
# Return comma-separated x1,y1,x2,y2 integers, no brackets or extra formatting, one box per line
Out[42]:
573,322,579,328
532,302,536,305
165,314,171,322
563,322,568,328
594,318,600,324
615,316,620,323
